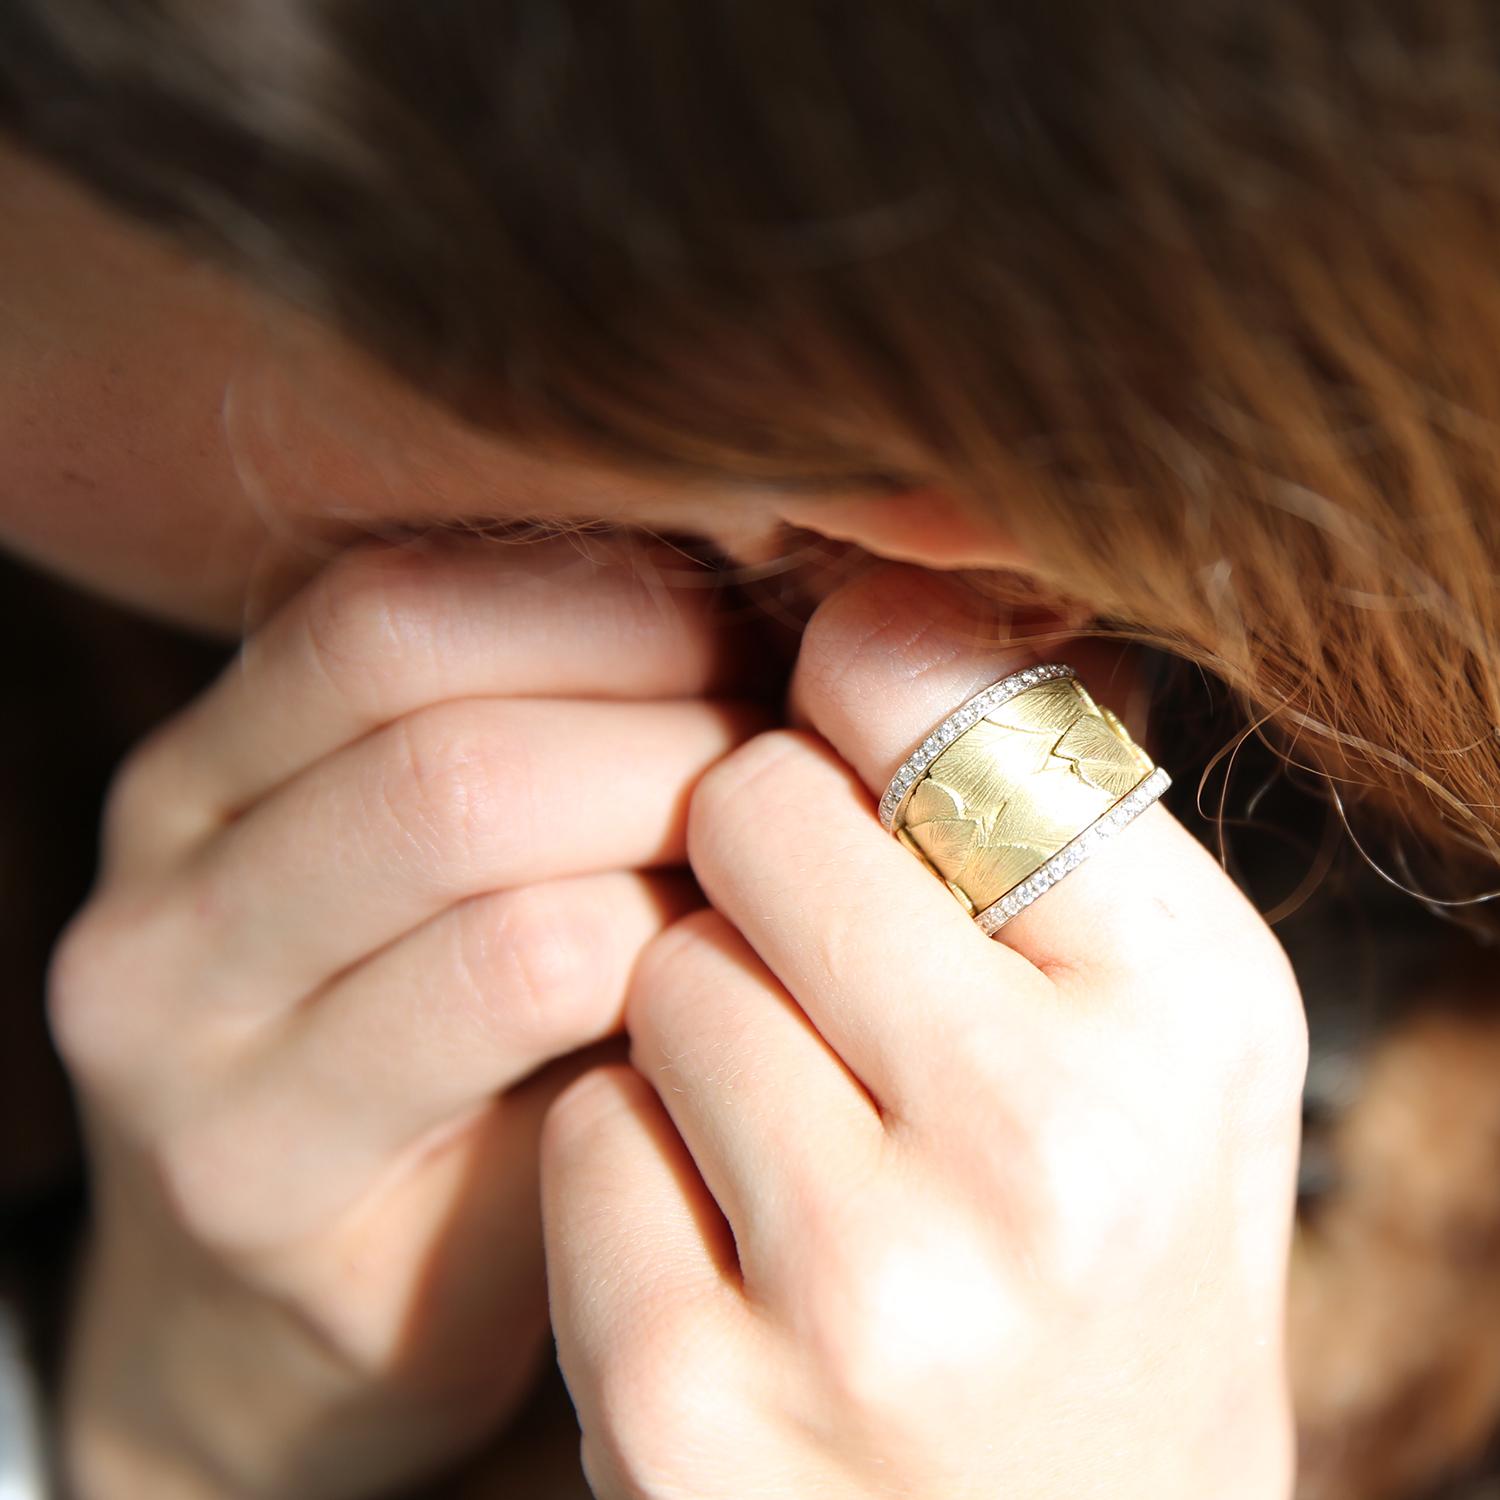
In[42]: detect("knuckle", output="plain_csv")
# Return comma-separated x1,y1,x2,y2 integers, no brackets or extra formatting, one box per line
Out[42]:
45,909,114,1079
1194,919,1309,1114
1233,966,1310,1125
794,1199,1021,1432
1125,853,1308,1118
690,727,800,809
541,1063,640,1167
623,907,728,1041
1026,1082,1168,1293
454,885,600,1048
686,729,809,862
45,899,154,1090
300,543,440,704
98,729,176,860
378,703,520,885
587,1313,740,1490
641,902,726,969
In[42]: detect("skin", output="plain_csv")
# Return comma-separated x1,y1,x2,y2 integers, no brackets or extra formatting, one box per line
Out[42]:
5,137,1306,1498
0,140,1016,634
549,571,1305,1499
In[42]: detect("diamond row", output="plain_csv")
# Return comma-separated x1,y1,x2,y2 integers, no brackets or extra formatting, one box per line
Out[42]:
877,663,1077,831
972,766,1173,935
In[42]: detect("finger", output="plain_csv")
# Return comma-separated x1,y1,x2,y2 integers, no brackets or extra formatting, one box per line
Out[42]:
231,870,701,1191
685,727,1044,1115
108,534,766,869
170,696,767,1005
785,561,1247,981
541,1064,741,1373
624,908,884,1279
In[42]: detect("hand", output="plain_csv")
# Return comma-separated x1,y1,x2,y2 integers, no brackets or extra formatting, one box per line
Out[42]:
48,534,771,1498
543,562,1307,1500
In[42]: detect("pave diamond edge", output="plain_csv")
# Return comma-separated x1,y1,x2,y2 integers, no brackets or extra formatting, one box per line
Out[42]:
972,765,1172,936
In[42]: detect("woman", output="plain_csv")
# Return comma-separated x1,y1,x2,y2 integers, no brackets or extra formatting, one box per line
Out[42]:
1,3,1496,1496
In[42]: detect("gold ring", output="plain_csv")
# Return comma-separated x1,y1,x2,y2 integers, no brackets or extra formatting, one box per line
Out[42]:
878,665,1170,934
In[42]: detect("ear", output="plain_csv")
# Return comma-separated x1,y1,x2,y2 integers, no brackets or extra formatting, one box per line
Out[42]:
777,487,1028,570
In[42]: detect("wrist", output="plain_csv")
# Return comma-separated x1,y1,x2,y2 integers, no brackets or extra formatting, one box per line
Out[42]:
59,1228,245,1499
61,1408,233,1500
58,1226,351,1500
60,1216,542,1500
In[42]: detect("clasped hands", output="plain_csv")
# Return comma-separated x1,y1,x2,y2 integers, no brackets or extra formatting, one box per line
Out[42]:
50,534,1305,1499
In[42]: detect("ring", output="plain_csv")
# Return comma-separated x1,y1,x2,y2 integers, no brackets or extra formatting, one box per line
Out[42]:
878,664,1171,934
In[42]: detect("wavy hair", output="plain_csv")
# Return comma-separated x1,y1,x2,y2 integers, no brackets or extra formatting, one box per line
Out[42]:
3,0,1499,928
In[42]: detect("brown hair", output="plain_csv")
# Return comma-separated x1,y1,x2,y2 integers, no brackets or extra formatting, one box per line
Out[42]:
3,0,1499,929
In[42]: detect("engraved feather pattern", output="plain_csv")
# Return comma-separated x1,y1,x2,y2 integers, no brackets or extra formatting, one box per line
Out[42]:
898,678,1149,911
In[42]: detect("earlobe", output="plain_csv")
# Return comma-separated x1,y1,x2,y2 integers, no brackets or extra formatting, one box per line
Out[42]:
778,487,1028,571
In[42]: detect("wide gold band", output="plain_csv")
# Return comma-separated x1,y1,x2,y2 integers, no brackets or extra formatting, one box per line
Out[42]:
879,666,1169,934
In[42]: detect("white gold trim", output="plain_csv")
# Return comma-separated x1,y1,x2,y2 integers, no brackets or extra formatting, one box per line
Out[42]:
973,765,1172,934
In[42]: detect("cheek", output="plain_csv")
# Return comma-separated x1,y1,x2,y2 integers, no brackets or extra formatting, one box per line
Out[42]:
0,142,294,629
0,331,274,626
0,149,827,631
